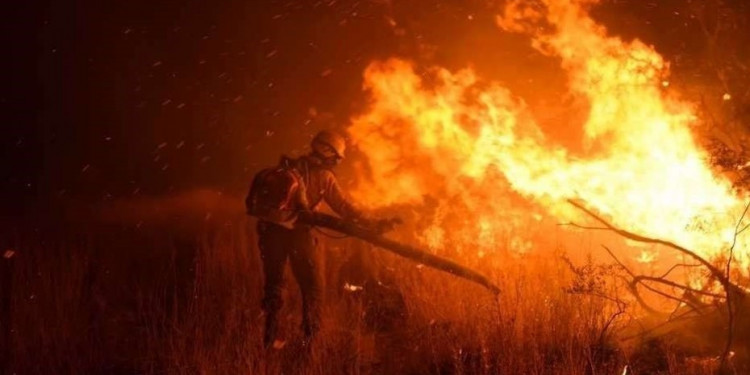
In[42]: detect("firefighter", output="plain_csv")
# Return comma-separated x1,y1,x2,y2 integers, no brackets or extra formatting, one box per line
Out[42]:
256,130,391,349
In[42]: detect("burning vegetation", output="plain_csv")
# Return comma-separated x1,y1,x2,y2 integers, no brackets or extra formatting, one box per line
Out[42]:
350,0,747,268
345,0,750,371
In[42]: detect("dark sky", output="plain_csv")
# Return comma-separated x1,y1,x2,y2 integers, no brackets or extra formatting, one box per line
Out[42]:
4,0,749,217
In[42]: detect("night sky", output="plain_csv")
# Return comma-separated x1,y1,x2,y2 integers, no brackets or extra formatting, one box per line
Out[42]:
4,0,749,218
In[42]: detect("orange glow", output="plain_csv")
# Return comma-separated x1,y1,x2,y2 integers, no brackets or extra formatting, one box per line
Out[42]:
347,0,749,270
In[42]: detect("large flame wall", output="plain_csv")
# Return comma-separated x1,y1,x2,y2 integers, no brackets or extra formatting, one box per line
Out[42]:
347,0,748,269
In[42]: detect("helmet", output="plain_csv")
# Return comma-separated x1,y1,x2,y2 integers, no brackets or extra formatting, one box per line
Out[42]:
312,130,346,159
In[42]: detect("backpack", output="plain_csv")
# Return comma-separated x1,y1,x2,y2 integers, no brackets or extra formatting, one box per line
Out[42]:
246,159,308,228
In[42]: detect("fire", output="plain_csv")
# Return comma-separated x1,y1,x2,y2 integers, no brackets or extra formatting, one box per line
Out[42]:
347,0,748,269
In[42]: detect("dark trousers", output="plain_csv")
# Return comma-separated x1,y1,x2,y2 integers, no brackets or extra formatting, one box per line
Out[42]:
257,221,321,345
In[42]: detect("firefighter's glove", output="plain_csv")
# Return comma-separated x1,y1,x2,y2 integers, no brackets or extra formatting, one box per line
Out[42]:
294,209,316,227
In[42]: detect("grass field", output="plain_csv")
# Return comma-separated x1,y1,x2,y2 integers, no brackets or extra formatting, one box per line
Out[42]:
2,196,735,374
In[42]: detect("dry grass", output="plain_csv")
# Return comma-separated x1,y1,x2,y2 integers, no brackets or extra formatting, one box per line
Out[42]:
2,215,729,374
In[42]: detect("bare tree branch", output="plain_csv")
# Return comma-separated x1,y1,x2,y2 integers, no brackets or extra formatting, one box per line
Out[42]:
567,199,741,295
601,245,672,315
656,262,703,281
633,275,723,299
567,198,749,370
720,201,750,370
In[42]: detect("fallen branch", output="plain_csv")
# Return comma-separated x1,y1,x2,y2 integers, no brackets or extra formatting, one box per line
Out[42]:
298,211,501,296
568,199,749,371
567,199,742,295
632,275,723,300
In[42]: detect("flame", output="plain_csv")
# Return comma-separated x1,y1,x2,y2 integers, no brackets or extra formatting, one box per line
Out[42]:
347,0,748,268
